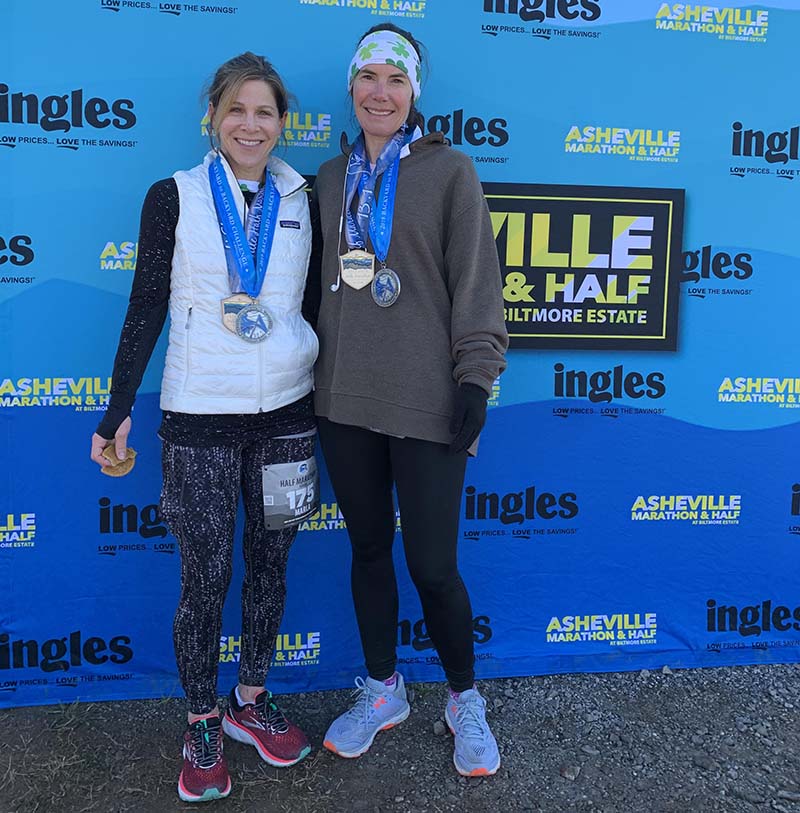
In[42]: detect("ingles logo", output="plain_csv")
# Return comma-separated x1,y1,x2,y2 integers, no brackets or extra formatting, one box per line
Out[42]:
98,498,174,556
718,377,800,408
421,109,509,149
399,616,492,652
0,84,137,151
631,494,741,525
655,5,768,43
465,484,578,524
707,598,800,639
0,630,134,673
99,241,137,271
483,0,601,23
681,244,753,299
730,121,800,180
0,235,34,266
0,513,36,549
101,1,239,17
565,125,680,162
280,112,332,149
0,377,111,410
0,234,35,285
554,364,666,404
546,612,656,645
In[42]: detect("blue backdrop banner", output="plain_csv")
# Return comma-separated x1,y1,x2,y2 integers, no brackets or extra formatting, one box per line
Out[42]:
1,0,799,707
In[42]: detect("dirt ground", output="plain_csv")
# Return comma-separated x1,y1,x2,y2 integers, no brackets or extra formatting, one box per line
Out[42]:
1,664,799,813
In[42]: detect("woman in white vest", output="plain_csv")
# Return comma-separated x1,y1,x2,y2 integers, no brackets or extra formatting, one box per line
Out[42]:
89,52,318,804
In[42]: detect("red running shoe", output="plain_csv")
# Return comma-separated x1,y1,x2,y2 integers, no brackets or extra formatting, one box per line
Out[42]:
178,716,232,803
222,688,311,767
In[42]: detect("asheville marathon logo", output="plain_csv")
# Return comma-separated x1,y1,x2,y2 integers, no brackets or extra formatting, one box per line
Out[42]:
730,121,800,181
0,377,111,411
100,1,239,17
564,125,680,163
546,612,657,646
681,244,753,299
655,4,768,43
0,83,137,152
480,0,603,40
280,112,332,149
99,241,137,271
717,377,800,409
0,513,36,550
220,632,321,667
631,494,741,525
0,233,35,285
297,0,427,19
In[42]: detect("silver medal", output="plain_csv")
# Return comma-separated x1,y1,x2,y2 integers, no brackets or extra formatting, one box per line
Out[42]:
371,268,401,307
235,302,273,342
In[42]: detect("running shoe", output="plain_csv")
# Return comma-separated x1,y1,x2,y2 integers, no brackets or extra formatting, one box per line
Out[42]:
178,716,232,803
323,673,410,758
444,687,501,777
222,688,311,767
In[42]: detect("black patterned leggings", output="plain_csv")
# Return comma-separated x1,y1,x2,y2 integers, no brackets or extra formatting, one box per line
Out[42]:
159,433,315,714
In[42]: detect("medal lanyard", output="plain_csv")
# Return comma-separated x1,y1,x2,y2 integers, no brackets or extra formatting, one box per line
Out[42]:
209,156,280,298
343,128,409,265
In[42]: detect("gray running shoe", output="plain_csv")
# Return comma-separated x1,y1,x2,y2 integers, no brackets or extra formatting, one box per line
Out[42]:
323,673,410,758
444,688,501,776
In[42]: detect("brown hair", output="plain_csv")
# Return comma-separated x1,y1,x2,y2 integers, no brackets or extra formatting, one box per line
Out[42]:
206,52,291,137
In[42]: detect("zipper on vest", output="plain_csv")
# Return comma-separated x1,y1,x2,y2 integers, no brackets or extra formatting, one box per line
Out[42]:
185,306,192,329
258,332,265,410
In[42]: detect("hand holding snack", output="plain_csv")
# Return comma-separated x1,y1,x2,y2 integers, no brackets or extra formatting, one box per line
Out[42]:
90,416,133,474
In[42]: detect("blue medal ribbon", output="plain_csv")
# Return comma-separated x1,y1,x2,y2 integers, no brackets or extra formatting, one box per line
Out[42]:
344,127,411,264
208,155,280,298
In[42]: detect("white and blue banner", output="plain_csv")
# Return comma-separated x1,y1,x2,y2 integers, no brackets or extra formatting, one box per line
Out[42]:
2,0,799,706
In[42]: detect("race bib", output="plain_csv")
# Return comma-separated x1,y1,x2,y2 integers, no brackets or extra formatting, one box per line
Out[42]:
262,455,319,530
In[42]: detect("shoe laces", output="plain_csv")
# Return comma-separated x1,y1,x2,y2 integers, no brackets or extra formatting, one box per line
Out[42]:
255,692,290,735
453,694,489,741
187,719,223,770
345,676,386,726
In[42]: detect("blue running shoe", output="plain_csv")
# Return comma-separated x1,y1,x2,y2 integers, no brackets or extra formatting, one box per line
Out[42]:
323,673,410,758
444,688,501,776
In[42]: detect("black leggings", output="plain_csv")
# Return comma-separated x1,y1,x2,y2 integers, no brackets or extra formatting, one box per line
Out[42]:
160,433,315,714
318,418,475,692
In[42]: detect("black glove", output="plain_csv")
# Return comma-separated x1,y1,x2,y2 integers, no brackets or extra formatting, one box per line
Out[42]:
448,383,489,454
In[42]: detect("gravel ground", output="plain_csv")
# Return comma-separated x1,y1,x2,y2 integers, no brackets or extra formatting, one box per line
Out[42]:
1,664,799,813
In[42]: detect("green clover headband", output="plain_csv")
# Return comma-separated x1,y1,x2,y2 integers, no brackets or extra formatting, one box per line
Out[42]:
347,30,421,101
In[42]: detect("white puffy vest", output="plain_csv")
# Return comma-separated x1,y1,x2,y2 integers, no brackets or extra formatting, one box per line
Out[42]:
160,151,318,414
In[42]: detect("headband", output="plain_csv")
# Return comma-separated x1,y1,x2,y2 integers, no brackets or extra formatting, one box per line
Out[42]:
347,31,421,101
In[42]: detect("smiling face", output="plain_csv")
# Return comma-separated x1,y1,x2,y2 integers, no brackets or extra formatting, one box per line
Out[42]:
352,63,413,161
211,79,286,181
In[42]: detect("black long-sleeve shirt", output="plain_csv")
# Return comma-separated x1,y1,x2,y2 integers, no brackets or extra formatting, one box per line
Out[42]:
96,178,314,445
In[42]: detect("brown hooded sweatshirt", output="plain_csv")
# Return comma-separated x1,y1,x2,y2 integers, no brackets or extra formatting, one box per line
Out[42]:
308,131,509,446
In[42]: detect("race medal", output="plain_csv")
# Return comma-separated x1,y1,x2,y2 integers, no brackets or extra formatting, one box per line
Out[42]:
221,293,255,334
340,249,375,290
209,156,280,341
236,302,273,343
371,268,401,307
